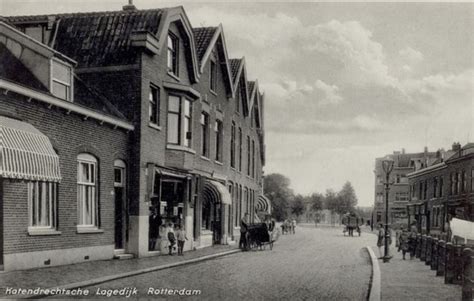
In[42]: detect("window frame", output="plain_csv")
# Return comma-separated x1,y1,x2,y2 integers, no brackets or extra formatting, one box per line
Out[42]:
149,85,160,126
77,153,99,229
238,128,242,172
210,59,217,93
214,119,223,162
167,33,179,76
28,181,58,231
230,122,236,168
200,112,210,157
167,95,193,148
50,58,73,102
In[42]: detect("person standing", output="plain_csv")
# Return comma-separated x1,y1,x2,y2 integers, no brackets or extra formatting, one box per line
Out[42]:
377,223,385,258
399,227,409,260
240,213,249,250
166,223,176,255
291,219,296,234
149,207,161,251
175,225,187,256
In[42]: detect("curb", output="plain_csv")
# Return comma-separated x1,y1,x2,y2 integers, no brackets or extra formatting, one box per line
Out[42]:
17,249,240,299
366,246,381,301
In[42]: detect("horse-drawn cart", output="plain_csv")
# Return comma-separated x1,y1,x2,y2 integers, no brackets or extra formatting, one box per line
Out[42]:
246,223,279,250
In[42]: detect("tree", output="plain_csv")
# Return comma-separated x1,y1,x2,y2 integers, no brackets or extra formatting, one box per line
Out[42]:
291,194,305,218
264,173,294,221
310,193,324,212
337,181,358,214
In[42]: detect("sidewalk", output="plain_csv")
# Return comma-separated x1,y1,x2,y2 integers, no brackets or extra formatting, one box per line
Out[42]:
372,242,461,300
0,244,239,298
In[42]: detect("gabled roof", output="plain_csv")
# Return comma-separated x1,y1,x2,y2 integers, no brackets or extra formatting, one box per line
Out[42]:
229,57,251,116
193,24,233,97
193,27,217,62
248,80,263,129
229,59,241,82
7,7,201,82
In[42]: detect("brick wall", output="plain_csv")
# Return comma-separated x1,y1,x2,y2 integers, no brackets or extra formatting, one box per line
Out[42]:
0,92,129,254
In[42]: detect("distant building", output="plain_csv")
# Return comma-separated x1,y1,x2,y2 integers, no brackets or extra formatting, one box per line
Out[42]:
373,148,438,226
407,142,473,236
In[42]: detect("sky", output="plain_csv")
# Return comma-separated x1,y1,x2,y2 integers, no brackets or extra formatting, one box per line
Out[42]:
2,1,473,206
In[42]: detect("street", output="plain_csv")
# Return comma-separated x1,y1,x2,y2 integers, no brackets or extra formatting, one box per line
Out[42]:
73,226,373,300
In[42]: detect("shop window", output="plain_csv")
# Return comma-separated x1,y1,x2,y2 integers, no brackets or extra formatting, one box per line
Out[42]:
202,199,211,230
77,153,99,227
149,86,160,125
51,59,73,101
28,181,57,229
160,180,185,226
167,33,179,76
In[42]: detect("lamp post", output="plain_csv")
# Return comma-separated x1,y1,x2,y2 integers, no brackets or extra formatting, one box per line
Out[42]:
382,158,394,263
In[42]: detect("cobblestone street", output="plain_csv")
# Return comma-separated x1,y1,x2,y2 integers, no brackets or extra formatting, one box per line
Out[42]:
75,226,373,300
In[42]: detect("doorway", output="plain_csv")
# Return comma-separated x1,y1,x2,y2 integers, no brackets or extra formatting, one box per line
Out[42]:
114,161,126,250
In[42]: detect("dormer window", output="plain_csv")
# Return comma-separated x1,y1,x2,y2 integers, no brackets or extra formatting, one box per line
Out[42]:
167,33,179,76
51,59,73,101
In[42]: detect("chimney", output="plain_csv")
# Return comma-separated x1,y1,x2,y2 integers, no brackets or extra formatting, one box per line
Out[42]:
452,142,461,152
424,146,428,153
123,0,137,11
402,148,405,154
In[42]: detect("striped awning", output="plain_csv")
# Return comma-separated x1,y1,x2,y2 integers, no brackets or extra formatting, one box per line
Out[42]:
0,116,61,182
203,180,231,205
257,195,272,214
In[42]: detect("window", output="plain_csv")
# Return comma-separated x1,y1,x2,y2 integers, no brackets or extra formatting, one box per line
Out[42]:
236,85,241,114
419,182,423,199
439,176,443,197
167,33,179,76
210,59,217,92
457,172,462,194
167,95,192,147
214,120,223,162
396,174,401,184
247,136,251,176
230,122,236,168
238,128,242,172
51,59,72,101
149,86,160,125
28,181,57,229
252,140,256,178
251,106,256,128
433,177,438,198
77,154,99,227
200,112,209,157
471,169,474,192
424,180,428,200
462,171,467,193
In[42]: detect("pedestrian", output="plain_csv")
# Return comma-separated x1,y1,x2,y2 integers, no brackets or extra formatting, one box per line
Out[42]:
408,224,417,259
395,226,402,252
377,223,385,258
240,213,249,250
149,207,161,251
175,225,187,256
166,222,176,255
291,218,296,234
399,227,409,260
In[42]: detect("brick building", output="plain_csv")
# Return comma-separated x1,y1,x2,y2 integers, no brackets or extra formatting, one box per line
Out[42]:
407,143,474,235
373,148,438,226
2,4,269,269
0,21,133,270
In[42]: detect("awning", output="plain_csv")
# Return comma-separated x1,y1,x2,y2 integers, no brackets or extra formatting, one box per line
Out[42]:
256,195,272,214
0,116,61,182
203,180,231,205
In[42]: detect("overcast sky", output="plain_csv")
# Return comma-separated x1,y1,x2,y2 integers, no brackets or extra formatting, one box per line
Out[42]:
2,1,473,206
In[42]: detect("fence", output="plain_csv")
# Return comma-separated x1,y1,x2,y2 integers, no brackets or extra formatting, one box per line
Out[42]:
410,234,473,300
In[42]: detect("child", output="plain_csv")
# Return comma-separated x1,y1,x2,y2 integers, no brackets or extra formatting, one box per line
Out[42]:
166,223,176,255
175,225,188,256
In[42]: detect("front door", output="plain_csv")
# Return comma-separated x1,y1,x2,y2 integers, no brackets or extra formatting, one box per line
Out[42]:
213,203,221,244
114,165,126,250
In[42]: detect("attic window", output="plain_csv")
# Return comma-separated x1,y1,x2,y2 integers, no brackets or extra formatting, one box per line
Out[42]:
210,59,217,93
51,59,73,102
167,33,179,76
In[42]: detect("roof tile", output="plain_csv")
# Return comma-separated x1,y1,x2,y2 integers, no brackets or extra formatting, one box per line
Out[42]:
192,27,217,62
